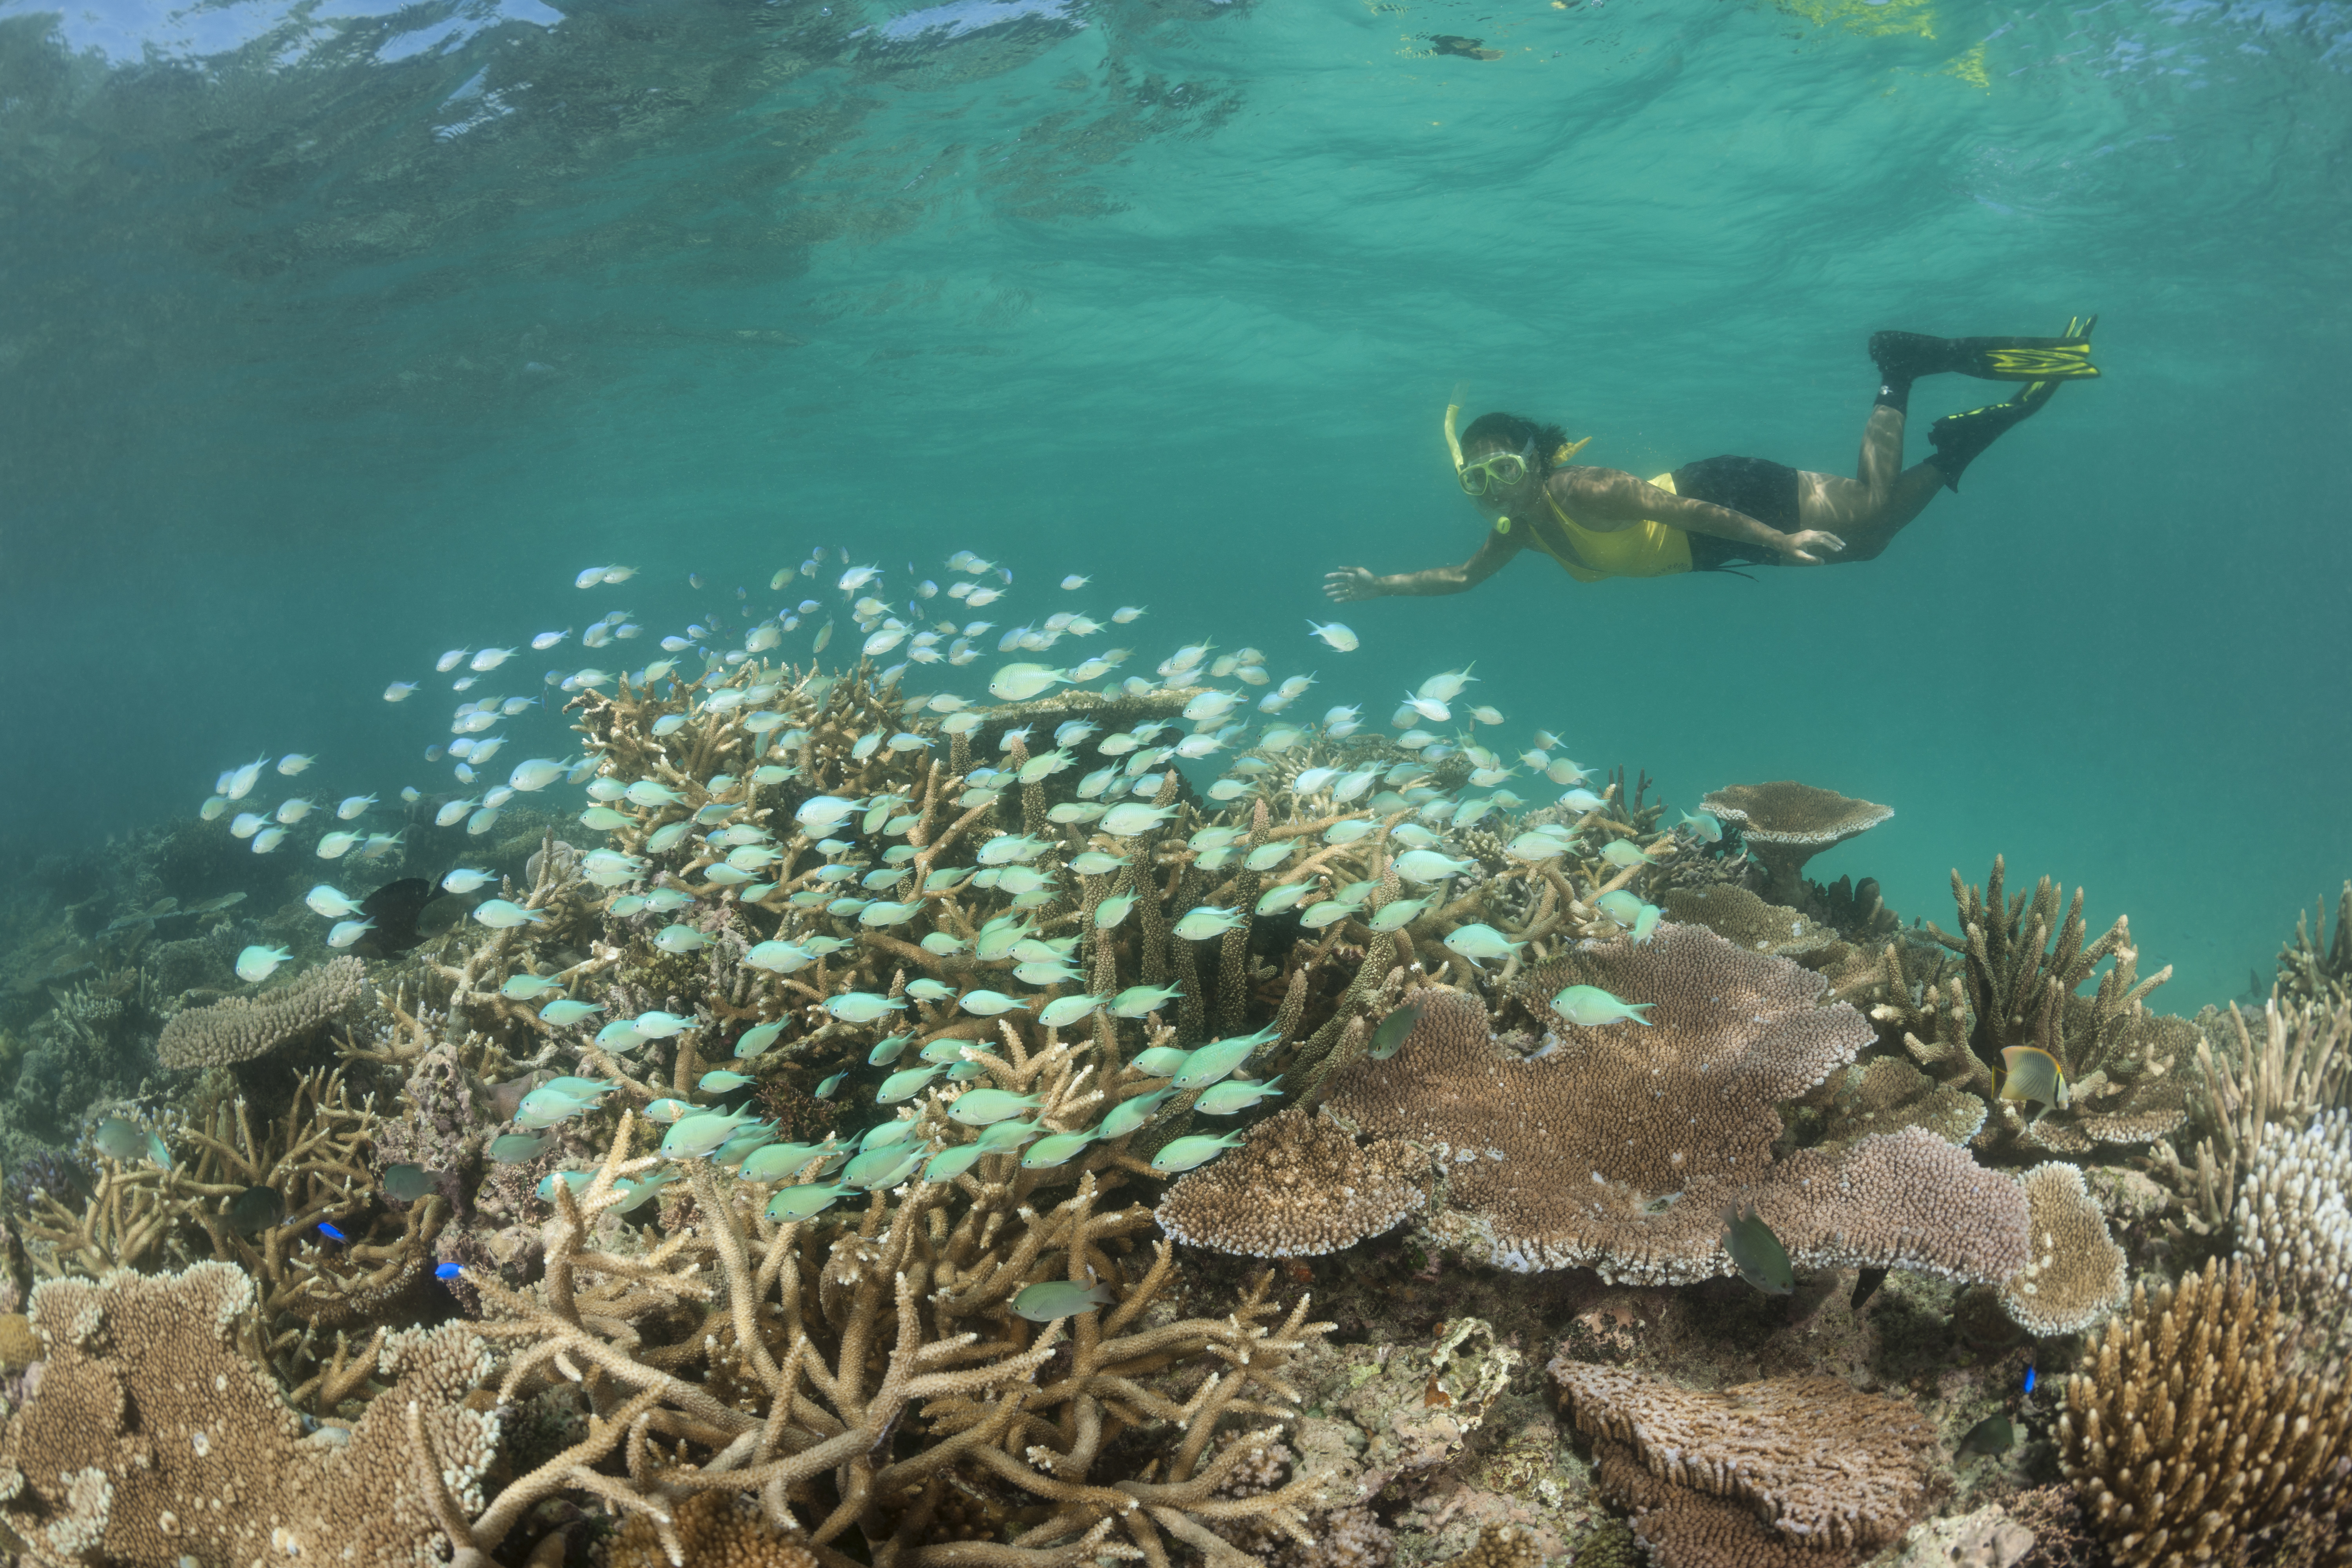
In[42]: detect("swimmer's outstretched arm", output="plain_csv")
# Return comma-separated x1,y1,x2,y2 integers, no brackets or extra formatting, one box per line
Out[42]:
1559,468,1845,565
1325,527,1520,601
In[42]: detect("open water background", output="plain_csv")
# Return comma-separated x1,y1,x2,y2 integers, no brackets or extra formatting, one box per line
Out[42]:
2,0,2347,1005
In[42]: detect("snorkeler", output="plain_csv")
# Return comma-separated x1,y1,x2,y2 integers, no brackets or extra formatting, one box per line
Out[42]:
1323,320,2097,598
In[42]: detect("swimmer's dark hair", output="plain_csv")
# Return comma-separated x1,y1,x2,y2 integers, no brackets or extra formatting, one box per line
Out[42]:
1460,412,1574,472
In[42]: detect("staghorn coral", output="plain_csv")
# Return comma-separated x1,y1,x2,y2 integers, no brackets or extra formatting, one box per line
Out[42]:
1996,1162,2127,1337
1928,858,2194,1156
2056,1258,2352,1568
1554,1362,1937,1564
2233,1107,2352,1352
1697,782,1891,908
156,955,370,1069
0,1260,499,1567
417,1089,1338,1567
2154,997,2352,1240
1172,929,2031,1286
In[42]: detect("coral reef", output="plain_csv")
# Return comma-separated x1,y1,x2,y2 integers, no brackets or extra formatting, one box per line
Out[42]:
2056,1258,2352,1568
1995,1163,2127,1337
7,568,2348,1567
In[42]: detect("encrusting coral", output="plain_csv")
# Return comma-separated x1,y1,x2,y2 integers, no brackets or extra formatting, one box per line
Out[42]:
156,954,371,1069
2056,1257,2352,1568
1553,1361,1938,1568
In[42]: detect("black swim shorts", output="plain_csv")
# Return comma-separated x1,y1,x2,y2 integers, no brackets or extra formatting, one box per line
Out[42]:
1670,454,1800,571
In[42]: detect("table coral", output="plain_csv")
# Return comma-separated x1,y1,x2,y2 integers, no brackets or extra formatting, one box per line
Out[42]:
1697,782,1891,908
156,954,370,1069
1185,929,2029,1286
0,1260,498,1567
1996,1162,2127,1336
1553,1361,1937,1565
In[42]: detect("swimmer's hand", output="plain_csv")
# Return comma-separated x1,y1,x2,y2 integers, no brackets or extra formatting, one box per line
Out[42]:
1324,567,1382,602
1776,530,1846,566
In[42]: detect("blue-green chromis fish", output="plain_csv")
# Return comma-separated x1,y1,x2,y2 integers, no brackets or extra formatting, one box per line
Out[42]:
490,1132,555,1163
1020,1131,1096,1169
698,1070,755,1093
924,1144,989,1184
1131,1045,1190,1077
1097,1088,1176,1140
1194,1076,1284,1116
1552,985,1653,1027
734,1020,786,1058
1148,1131,1246,1174
948,1089,1043,1126
539,999,605,1025
1171,1025,1280,1091
877,1064,944,1103
1111,984,1183,1020
765,1182,854,1221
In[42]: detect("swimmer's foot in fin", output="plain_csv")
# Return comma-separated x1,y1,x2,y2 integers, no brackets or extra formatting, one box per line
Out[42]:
1870,328,2100,384
1923,315,2096,492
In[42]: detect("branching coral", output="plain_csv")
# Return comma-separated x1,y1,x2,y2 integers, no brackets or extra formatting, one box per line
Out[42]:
2056,1258,2352,1568
415,1099,1336,1567
2153,997,2352,1240
2278,883,2352,1010
2232,1107,2352,1352
1927,858,2194,1156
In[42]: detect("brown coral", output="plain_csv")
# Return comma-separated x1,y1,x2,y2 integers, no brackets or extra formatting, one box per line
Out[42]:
1997,1163,2127,1336
156,955,370,1068
1291,931,2024,1283
2057,1258,2352,1568
1447,1523,1544,1568
1555,1362,1936,1564
1154,1103,1429,1257
0,1260,497,1567
1698,782,1891,906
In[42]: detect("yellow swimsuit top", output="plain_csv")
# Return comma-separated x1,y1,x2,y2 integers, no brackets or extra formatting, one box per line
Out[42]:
1520,473,1694,583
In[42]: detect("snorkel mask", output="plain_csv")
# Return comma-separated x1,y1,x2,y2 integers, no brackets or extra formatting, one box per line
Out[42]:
1444,385,1591,534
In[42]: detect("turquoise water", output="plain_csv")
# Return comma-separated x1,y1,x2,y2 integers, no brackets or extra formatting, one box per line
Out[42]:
2,0,2347,1006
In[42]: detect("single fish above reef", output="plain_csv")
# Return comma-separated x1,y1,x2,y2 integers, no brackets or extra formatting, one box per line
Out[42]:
1305,620,1359,652
1149,1131,1245,1174
1678,810,1722,842
1999,1045,2068,1107
1552,984,1653,1027
236,945,292,983
306,885,364,919
1720,1204,1794,1295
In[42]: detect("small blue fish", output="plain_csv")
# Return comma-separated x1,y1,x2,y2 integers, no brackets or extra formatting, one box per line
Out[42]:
317,1221,349,1243
434,1261,463,1281
815,1072,847,1099
2023,1366,2036,1394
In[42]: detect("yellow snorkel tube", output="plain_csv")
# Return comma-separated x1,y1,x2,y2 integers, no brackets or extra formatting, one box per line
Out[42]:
1446,385,1591,535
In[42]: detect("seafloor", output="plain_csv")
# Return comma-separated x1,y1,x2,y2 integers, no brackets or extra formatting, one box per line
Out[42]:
0,656,2345,1568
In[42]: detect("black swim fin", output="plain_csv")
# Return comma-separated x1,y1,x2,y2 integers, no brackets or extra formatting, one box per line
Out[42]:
1924,314,2096,492
1870,328,2099,384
